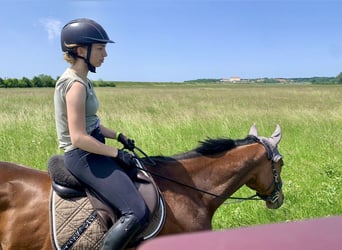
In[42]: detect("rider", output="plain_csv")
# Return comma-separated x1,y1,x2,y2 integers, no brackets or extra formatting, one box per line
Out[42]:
54,18,149,250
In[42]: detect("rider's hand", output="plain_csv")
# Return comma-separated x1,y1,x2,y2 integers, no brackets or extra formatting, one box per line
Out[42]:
116,149,136,168
117,133,135,151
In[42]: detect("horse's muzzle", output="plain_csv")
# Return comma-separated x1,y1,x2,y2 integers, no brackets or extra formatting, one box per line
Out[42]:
266,190,284,209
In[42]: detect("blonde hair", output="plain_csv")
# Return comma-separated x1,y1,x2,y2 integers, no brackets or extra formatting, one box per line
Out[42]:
62,43,86,65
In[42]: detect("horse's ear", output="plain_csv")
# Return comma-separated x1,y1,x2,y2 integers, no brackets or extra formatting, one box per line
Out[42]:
269,124,282,146
249,123,258,136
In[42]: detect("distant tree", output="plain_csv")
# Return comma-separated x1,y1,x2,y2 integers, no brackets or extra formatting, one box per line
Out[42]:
32,76,43,87
263,78,278,83
0,77,5,88
310,77,336,84
336,72,342,84
4,78,19,88
19,77,32,88
184,79,220,83
37,74,55,87
94,79,116,87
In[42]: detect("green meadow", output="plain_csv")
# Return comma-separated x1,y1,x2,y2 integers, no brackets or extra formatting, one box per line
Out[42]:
0,84,341,229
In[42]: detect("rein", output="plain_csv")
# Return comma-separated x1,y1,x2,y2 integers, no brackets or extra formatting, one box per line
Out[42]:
134,157,258,203
131,142,281,205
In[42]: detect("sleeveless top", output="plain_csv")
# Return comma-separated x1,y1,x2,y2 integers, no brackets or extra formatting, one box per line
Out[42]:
54,68,99,152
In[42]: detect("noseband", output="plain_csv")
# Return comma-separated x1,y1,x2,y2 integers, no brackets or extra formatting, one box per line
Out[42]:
256,160,283,204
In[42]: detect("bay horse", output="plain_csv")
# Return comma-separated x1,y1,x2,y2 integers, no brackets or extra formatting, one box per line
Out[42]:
0,124,284,250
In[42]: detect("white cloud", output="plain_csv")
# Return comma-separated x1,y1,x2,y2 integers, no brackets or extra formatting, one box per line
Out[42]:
40,18,62,41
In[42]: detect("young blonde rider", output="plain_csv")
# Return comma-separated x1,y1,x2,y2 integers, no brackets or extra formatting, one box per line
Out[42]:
54,18,149,250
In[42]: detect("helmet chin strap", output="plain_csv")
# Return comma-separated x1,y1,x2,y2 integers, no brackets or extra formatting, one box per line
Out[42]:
74,45,96,73
84,46,96,73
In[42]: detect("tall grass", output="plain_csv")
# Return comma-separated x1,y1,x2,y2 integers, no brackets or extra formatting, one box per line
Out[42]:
0,84,341,229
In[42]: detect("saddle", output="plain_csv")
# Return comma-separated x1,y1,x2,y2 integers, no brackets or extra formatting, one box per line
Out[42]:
48,155,166,250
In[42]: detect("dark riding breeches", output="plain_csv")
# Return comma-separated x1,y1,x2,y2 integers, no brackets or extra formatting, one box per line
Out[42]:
63,129,149,227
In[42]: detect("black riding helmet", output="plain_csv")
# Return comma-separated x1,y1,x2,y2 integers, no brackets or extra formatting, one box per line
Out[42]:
61,18,114,73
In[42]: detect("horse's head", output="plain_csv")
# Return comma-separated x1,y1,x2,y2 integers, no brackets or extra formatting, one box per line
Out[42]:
247,124,284,209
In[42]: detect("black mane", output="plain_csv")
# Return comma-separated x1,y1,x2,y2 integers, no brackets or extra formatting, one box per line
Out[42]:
147,136,257,163
195,136,257,156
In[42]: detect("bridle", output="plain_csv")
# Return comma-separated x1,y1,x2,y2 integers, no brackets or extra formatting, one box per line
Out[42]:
248,135,283,204
255,160,283,204
131,141,282,205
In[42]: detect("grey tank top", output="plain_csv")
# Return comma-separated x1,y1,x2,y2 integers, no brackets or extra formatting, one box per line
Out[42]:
54,68,99,151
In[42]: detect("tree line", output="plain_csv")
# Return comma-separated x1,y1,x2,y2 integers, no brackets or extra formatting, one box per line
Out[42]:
1,73,342,88
0,75,55,88
0,75,117,88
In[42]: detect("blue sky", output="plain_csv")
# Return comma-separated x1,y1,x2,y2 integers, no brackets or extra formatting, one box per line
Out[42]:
1,0,342,82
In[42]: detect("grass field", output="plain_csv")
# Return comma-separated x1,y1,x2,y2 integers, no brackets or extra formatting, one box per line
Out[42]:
0,84,341,230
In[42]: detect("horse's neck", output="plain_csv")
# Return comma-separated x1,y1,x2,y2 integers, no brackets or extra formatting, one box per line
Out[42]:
182,144,265,208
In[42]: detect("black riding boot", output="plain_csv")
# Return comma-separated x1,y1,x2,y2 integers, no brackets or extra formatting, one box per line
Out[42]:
100,214,141,250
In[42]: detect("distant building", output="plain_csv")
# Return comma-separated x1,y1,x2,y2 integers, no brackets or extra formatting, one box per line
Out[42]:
220,76,241,83
229,76,241,82
276,78,287,83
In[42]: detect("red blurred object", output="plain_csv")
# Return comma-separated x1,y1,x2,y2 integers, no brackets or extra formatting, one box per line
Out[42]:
138,216,342,250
